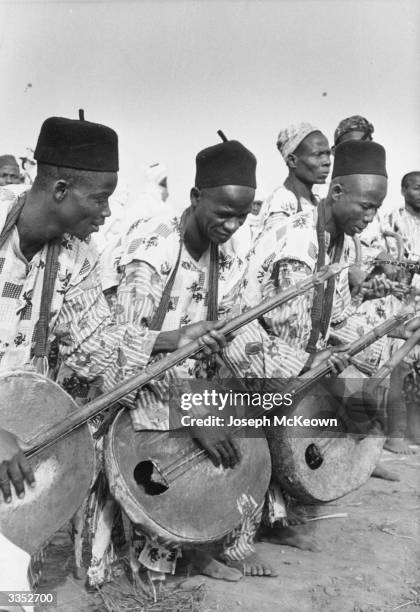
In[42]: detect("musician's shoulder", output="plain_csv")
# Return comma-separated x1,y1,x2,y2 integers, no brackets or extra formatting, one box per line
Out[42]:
0,186,27,232
59,233,100,286
119,211,181,271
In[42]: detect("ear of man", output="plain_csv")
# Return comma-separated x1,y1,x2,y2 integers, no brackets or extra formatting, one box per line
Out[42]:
331,181,344,202
286,153,297,169
53,179,70,203
190,186,201,209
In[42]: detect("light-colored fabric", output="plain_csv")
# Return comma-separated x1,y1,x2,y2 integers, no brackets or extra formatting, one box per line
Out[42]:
223,205,387,378
0,532,32,612
251,185,317,242
384,206,420,292
276,122,320,161
0,187,158,399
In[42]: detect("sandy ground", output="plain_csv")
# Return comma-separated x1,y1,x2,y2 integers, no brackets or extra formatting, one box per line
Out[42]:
34,447,419,612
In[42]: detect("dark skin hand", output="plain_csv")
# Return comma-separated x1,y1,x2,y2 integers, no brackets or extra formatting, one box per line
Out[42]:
152,319,230,358
0,428,35,502
191,424,241,470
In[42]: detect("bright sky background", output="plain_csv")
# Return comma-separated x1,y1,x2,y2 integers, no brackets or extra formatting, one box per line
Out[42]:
0,0,419,213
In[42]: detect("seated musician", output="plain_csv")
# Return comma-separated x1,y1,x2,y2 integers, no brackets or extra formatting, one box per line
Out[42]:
379,171,420,455
331,117,416,460
103,134,276,581
221,140,420,550
0,114,228,605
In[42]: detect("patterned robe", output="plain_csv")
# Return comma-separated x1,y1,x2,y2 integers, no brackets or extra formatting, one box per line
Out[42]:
223,205,388,380
115,210,252,430
0,187,158,389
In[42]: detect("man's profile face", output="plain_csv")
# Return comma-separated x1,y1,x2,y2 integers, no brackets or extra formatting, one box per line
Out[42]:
332,174,387,236
57,171,118,240
293,132,331,185
402,173,420,212
192,185,255,244
0,164,20,186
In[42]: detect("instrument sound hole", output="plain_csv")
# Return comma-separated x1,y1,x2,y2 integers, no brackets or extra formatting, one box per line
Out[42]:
305,443,323,470
133,461,169,495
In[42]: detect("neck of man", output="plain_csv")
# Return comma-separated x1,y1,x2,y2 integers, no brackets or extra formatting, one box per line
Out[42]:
16,189,62,261
405,202,420,220
182,206,210,261
284,173,316,205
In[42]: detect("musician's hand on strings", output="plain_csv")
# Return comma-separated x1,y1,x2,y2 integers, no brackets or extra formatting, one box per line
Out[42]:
152,321,230,357
191,425,241,469
310,345,350,375
0,428,35,503
401,316,420,340
349,265,367,296
359,274,396,300
178,320,230,359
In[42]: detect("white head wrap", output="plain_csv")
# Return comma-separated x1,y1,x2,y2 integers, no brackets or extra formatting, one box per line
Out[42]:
276,122,320,161
145,162,167,186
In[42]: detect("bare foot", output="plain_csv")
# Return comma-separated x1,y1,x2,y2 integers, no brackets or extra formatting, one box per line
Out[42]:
384,438,417,455
259,525,320,552
187,549,242,582
371,462,400,481
223,552,278,577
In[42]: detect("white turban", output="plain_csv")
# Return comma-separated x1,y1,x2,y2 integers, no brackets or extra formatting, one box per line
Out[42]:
276,122,320,161
145,162,167,186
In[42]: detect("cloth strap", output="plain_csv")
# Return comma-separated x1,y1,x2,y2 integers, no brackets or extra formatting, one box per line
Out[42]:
149,209,219,331
306,201,344,353
0,192,60,362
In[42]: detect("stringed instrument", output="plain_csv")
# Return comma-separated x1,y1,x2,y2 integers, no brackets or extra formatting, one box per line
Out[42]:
105,307,415,538
0,264,344,553
265,307,414,504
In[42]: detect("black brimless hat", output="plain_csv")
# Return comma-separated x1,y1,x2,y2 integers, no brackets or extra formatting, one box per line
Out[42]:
332,140,387,179
195,131,256,189
34,110,118,172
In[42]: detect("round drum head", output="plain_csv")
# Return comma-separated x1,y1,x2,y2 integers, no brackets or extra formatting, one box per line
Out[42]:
266,379,384,504
0,370,94,554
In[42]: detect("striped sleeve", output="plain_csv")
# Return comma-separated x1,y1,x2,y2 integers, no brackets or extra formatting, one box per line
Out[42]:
55,261,159,403
223,259,313,378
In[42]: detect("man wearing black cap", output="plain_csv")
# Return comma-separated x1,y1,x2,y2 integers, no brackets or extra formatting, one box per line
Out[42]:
0,115,228,598
222,140,420,550
101,134,275,582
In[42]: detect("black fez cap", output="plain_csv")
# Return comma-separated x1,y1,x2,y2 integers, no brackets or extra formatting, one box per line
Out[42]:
34,110,118,172
332,140,387,179
195,132,256,189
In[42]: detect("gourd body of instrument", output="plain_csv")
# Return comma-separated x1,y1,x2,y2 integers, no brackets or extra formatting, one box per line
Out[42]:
105,410,271,544
0,370,94,554
265,366,384,504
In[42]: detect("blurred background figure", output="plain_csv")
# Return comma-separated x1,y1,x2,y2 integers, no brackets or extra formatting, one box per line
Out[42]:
247,189,266,240
333,115,374,150
19,148,37,184
137,162,170,217
0,154,21,186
